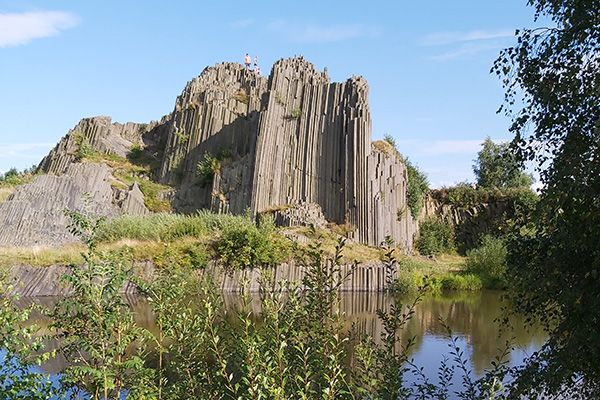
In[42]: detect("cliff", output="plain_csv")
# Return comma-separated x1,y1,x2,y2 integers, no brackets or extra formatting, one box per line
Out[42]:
0,57,417,250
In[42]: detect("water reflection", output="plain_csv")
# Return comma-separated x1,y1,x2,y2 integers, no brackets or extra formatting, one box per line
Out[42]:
22,290,546,380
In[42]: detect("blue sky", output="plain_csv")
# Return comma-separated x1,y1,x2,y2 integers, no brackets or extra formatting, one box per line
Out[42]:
0,1,538,187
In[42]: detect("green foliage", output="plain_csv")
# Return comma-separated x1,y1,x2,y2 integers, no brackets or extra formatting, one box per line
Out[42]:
52,211,156,399
405,160,429,218
128,143,143,161
493,1,600,396
465,235,507,288
214,216,292,272
416,217,454,256
289,107,302,119
153,241,209,270
0,214,512,399
474,137,533,190
173,128,189,143
95,211,251,242
439,273,483,291
0,280,59,399
383,133,397,150
380,135,429,218
0,166,36,187
431,183,538,252
196,149,232,187
72,131,93,161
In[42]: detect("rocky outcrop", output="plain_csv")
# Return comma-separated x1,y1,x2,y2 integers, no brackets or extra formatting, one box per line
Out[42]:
0,163,148,247
1,56,416,250
421,193,511,250
153,57,415,248
269,202,328,229
39,116,151,175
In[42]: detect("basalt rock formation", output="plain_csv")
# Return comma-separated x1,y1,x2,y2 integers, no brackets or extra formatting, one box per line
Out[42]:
0,57,417,250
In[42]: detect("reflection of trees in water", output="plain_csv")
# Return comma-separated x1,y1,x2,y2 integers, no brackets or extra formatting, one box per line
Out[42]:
339,291,547,375
19,291,545,376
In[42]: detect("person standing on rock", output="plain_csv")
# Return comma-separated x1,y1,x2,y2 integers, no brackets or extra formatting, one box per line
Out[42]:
254,57,261,75
244,53,251,70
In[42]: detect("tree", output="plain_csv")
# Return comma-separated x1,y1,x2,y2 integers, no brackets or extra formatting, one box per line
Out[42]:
473,137,533,189
493,0,600,397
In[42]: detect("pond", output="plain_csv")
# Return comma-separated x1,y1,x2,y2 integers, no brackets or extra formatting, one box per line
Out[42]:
22,289,546,398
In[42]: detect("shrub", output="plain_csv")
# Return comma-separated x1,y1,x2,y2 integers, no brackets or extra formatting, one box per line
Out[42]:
289,107,302,119
465,235,507,287
214,217,291,272
416,217,454,255
0,166,36,187
196,149,233,187
439,273,483,291
393,269,420,295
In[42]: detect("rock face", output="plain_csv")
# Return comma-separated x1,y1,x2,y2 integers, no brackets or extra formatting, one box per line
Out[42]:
0,56,417,250
155,57,417,248
0,163,148,247
39,116,150,175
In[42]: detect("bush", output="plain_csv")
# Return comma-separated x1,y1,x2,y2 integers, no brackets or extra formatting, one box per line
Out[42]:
214,217,291,272
416,217,454,255
0,166,37,187
465,235,507,287
439,273,483,291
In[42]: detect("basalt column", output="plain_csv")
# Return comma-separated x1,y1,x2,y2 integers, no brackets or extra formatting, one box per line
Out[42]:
251,57,371,235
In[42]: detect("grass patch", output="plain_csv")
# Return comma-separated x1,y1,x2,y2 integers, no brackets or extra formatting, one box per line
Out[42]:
0,187,15,203
392,253,484,294
465,235,508,289
0,244,85,268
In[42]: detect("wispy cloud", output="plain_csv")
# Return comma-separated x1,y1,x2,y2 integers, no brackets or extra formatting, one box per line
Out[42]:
0,11,80,48
419,29,514,46
230,18,254,29
267,20,381,43
429,42,506,61
419,29,514,61
0,142,54,161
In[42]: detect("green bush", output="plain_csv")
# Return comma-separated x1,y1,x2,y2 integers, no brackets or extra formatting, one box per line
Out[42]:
0,166,37,187
439,273,483,291
214,217,291,272
465,235,507,287
393,269,420,295
416,217,454,255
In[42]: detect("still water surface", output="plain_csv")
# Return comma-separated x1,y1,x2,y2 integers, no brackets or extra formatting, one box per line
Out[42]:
28,290,546,394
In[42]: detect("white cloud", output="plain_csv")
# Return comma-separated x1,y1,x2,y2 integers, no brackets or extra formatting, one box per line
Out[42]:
429,42,505,61
0,11,80,48
419,29,514,46
267,20,381,43
0,142,54,161
419,29,514,61
230,18,254,29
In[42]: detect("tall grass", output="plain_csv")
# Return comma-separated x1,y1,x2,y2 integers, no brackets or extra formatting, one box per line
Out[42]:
95,211,256,242
465,235,507,288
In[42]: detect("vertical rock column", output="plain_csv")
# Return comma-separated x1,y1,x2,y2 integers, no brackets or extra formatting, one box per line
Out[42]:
251,58,372,229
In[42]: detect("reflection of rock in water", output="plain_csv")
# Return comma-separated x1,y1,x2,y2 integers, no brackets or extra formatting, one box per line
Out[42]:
18,291,545,376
